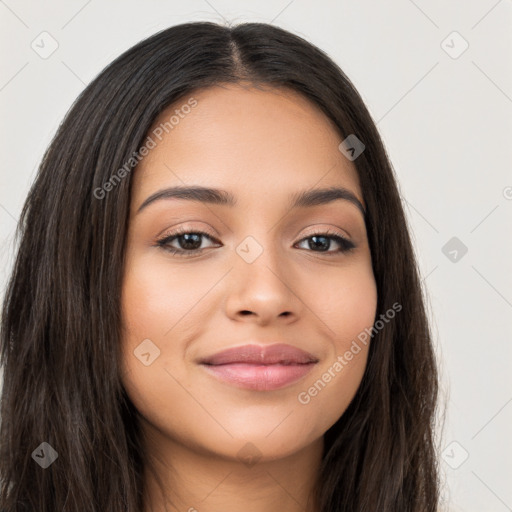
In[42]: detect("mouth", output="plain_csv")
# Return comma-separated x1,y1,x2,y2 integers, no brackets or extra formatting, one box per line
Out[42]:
198,343,318,391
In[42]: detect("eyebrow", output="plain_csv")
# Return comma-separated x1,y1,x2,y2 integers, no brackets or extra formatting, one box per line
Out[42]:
136,185,366,217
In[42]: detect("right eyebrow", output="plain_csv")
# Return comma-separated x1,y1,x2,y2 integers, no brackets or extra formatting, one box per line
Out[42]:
137,186,236,213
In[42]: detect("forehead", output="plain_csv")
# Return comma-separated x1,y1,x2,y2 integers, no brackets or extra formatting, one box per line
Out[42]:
131,83,362,207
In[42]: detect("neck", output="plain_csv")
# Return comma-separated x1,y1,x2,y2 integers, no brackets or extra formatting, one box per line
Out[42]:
142,426,324,512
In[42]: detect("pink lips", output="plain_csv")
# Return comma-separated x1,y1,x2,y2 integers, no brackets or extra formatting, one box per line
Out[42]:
199,343,318,391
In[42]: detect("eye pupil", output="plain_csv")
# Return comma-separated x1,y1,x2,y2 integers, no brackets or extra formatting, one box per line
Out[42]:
179,233,202,250
309,235,329,252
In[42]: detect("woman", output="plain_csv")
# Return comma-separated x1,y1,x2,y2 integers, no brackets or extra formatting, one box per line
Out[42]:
0,21,441,511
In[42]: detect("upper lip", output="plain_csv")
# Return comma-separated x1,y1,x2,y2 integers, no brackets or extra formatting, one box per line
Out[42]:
199,343,319,366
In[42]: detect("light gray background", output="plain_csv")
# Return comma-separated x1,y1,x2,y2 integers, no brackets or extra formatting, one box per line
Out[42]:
1,1,511,511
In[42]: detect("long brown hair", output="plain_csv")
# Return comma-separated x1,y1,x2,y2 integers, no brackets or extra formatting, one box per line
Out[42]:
0,21,442,511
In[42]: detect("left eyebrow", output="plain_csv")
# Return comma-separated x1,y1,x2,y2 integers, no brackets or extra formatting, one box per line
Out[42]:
289,187,366,217
136,185,366,218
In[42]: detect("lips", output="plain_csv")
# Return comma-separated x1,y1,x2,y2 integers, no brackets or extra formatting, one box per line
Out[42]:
198,343,318,391
199,343,318,365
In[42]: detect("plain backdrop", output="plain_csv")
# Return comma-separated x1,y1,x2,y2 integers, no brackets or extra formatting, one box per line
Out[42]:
1,1,511,511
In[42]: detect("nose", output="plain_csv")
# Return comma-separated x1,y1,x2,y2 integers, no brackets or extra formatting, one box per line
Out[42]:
223,238,303,326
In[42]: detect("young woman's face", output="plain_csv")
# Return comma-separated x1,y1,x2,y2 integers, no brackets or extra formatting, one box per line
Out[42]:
120,83,377,463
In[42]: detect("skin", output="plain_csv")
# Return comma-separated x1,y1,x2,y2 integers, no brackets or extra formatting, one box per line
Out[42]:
120,83,378,512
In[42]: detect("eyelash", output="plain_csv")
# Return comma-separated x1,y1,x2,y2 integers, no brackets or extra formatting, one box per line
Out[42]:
155,226,356,258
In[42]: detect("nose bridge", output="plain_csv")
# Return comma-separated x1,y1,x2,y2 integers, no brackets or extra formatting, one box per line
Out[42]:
234,229,288,287
230,192,289,263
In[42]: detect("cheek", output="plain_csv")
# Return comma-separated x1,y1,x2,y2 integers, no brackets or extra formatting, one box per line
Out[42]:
119,257,206,439
119,252,222,399
120,253,212,341
311,261,377,345
295,264,376,425
119,255,185,383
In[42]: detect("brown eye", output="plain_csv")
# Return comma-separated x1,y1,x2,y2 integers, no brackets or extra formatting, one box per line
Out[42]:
156,229,220,257
295,231,355,254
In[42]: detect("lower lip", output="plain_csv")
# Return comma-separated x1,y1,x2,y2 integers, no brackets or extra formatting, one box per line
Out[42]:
200,363,316,391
